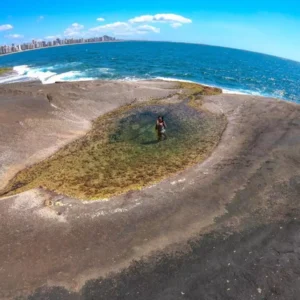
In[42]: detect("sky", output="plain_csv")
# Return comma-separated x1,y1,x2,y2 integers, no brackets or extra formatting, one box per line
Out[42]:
1,0,300,61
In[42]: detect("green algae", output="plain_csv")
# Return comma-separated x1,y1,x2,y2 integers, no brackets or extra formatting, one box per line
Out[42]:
0,67,12,76
0,83,225,200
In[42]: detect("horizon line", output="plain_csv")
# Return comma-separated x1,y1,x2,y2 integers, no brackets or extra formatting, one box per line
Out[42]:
126,39,300,64
0,39,299,64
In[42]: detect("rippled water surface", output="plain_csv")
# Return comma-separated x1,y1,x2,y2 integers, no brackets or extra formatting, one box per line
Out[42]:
0,41,300,102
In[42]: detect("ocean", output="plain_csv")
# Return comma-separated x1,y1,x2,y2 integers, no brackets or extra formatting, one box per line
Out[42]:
0,41,299,102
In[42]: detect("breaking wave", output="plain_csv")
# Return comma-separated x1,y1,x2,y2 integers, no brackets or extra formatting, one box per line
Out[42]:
0,65,96,84
0,65,270,97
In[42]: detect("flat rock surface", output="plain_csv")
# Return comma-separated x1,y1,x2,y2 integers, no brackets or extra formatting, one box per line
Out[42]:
0,80,177,189
0,81,300,299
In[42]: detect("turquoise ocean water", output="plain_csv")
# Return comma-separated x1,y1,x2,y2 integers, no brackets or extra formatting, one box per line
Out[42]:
0,41,299,102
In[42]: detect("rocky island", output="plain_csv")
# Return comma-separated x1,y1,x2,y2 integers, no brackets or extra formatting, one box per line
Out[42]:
0,80,299,299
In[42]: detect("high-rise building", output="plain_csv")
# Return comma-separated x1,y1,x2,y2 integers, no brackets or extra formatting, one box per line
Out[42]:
0,35,117,56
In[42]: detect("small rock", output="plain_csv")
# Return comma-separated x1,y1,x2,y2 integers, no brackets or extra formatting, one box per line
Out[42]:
257,288,262,294
44,199,53,207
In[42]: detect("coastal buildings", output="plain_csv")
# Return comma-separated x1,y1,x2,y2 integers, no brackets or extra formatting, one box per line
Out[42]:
0,35,116,55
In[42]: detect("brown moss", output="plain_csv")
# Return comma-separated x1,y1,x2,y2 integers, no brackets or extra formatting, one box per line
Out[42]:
176,82,222,111
178,82,222,98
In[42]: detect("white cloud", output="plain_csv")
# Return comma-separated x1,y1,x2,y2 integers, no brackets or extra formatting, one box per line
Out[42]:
5,34,24,38
129,14,192,27
90,22,133,35
89,21,160,36
45,35,61,40
90,22,127,31
64,23,84,37
97,17,105,22
0,24,13,31
38,16,44,21
129,15,154,23
137,25,160,33
171,23,183,28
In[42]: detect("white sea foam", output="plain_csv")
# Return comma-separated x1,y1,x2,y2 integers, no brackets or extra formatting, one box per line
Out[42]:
154,76,264,97
222,88,263,96
0,65,32,84
0,74,30,84
98,67,114,74
43,71,95,84
27,70,56,84
0,65,96,85
222,89,249,95
47,62,82,70
154,76,196,84
12,65,56,84
0,65,265,98
13,65,30,74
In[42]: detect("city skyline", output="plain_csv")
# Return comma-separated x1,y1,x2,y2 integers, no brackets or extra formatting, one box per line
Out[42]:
1,1,300,61
0,35,116,55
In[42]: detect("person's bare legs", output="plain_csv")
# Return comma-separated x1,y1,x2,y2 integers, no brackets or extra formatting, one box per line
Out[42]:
157,131,162,142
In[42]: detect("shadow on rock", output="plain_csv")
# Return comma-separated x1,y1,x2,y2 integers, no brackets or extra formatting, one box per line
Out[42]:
26,219,300,300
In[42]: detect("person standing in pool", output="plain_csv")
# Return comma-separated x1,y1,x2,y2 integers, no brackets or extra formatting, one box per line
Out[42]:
156,116,167,141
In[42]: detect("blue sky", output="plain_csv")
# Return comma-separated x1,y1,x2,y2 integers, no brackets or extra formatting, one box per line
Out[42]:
1,0,300,61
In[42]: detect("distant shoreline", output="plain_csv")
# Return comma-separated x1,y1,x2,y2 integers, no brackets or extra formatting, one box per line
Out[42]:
0,40,123,58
